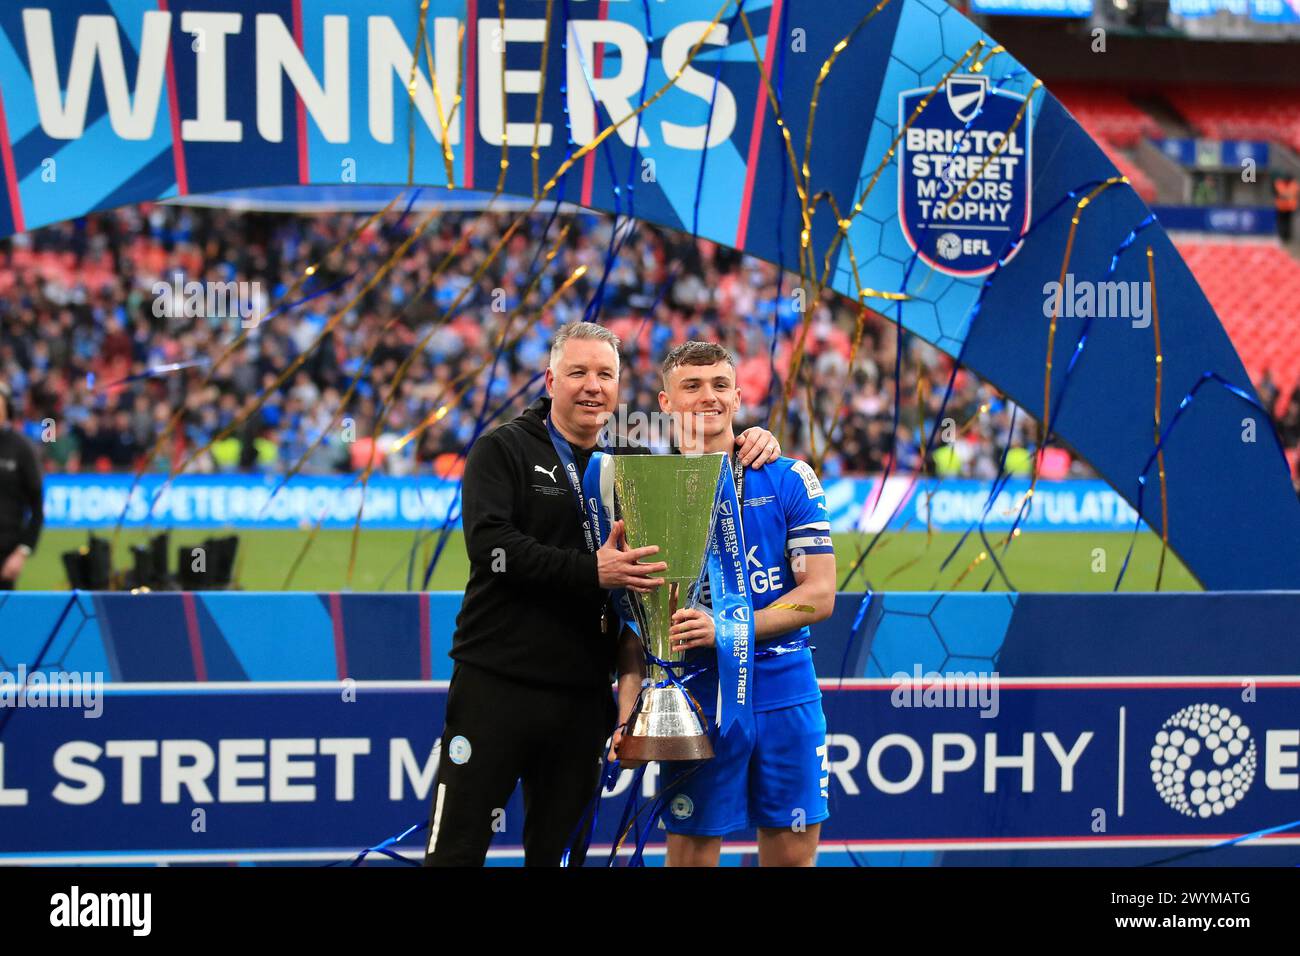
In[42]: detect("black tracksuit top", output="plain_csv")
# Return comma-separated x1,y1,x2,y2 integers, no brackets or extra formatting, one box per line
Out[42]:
0,426,42,552
450,396,645,692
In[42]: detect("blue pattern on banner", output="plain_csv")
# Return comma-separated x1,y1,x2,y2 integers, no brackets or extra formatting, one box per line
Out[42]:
1156,139,1269,169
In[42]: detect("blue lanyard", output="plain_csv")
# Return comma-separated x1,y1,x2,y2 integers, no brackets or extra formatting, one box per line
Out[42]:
545,414,600,554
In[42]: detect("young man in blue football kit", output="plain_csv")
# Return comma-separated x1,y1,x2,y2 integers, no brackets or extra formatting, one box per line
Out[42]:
613,341,836,866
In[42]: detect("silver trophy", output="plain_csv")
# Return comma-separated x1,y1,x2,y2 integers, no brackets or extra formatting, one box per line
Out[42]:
613,453,726,762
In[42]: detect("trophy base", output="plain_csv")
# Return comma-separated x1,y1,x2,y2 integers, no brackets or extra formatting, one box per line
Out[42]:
617,732,714,762
619,685,715,762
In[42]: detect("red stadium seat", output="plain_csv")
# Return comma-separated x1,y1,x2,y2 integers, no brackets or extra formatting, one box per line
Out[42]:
1053,85,1162,148
1167,87,1300,155
1174,239,1300,412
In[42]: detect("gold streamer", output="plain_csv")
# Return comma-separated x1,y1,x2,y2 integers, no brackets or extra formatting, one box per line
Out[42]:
343,3,739,588
277,221,576,496
495,0,509,193
940,176,1131,589
728,11,1032,587
390,263,589,454
772,41,992,434
115,192,410,547
282,476,363,589
751,30,998,543
531,0,555,200
1147,246,1169,591
419,7,464,188
172,207,442,481
946,526,1022,589
813,41,990,295
406,1,430,185
1034,177,1126,487
540,2,736,196
799,3,894,208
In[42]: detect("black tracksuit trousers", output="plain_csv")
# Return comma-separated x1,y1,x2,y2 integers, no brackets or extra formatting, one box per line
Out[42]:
423,662,616,867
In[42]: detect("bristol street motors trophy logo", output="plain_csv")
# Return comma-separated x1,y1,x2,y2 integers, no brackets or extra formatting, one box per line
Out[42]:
898,75,1032,277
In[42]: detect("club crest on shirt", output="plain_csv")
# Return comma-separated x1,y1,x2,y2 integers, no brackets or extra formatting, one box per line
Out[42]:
448,735,472,765
790,460,824,499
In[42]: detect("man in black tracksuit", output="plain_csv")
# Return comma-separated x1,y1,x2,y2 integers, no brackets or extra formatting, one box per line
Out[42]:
423,323,664,866
0,384,42,590
423,323,783,866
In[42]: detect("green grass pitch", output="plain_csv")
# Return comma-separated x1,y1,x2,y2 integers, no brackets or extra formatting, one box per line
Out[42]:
19,528,1200,593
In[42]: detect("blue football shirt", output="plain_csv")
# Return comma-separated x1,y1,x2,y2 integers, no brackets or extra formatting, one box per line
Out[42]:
685,455,834,714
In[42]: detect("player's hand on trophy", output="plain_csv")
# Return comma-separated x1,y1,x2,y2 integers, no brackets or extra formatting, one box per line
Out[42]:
736,427,781,467
597,519,668,593
670,607,715,650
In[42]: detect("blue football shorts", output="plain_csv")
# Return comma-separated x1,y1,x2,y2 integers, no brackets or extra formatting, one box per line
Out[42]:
658,699,830,835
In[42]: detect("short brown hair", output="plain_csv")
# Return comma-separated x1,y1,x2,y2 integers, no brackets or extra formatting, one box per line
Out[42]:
661,341,735,386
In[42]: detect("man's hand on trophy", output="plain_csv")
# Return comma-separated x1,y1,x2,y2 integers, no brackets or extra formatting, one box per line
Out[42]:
597,519,668,593
610,725,646,770
735,427,781,467
669,607,715,651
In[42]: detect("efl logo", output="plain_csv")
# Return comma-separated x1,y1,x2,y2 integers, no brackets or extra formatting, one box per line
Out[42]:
898,75,1033,277
1151,704,1257,819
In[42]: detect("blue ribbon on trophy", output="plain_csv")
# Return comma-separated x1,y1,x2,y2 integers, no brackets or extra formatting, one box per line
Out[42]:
699,456,756,745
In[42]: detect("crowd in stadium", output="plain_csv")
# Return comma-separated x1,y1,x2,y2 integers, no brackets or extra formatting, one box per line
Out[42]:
0,201,1292,484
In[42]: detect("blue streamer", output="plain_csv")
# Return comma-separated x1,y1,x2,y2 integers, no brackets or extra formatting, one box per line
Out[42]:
580,0,655,325
1141,817,1300,867
328,819,426,867
1113,371,1285,590
830,590,874,868
837,176,1123,590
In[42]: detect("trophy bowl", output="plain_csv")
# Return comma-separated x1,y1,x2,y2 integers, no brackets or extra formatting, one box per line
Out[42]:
612,453,727,762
